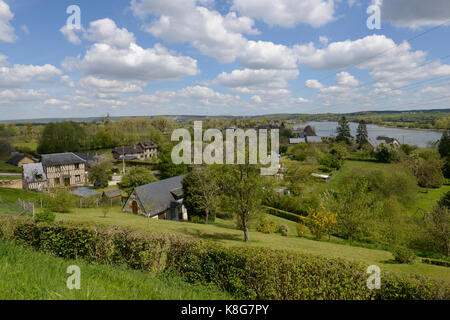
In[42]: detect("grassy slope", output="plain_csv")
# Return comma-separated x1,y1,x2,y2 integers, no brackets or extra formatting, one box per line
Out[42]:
0,240,230,300
53,207,450,282
0,160,22,173
0,184,449,283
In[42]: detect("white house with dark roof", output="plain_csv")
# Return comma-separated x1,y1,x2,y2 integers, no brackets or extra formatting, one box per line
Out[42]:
122,175,188,221
22,163,48,191
22,153,88,191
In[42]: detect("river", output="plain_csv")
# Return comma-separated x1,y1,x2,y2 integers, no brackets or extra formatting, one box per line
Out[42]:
293,121,443,148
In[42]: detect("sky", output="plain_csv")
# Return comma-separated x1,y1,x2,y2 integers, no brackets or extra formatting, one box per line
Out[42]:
0,0,450,120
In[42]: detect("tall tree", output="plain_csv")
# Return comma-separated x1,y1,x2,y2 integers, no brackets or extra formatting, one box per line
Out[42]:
336,116,352,143
221,164,264,242
438,131,450,158
37,122,86,154
119,166,157,195
356,120,368,147
182,166,220,224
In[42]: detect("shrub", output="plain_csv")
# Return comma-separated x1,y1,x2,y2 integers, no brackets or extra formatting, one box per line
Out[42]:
279,224,289,236
303,206,337,240
256,217,280,234
297,223,308,237
391,247,416,264
48,188,75,213
0,217,448,300
33,210,56,223
190,216,205,224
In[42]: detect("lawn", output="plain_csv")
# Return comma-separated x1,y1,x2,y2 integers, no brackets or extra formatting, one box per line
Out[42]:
0,187,449,283
52,206,450,282
0,160,22,173
0,240,230,300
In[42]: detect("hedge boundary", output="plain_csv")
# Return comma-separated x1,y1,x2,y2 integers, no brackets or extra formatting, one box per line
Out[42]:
263,205,304,223
0,215,449,300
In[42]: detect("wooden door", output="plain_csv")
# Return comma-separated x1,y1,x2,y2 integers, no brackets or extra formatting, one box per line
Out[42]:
132,201,138,214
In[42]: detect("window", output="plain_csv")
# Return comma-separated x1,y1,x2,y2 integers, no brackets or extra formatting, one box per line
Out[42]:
75,175,81,182
54,178,59,186
75,163,79,169
171,208,176,220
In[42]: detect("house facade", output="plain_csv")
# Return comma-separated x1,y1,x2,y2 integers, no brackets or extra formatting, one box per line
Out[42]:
22,163,48,191
112,141,158,161
123,175,188,221
41,153,88,188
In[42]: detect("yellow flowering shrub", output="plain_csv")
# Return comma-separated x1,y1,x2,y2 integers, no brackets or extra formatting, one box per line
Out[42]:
302,206,337,240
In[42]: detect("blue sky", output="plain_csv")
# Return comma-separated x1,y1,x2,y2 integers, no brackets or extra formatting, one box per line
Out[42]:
0,0,449,120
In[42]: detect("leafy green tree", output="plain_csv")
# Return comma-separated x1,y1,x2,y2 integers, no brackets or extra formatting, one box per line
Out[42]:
356,120,368,147
414,158,444,188
324,177,381,242
157,144,188,179
37,122,86,154
221,164,264,242
438,130,450,158
119,166,157,195
336,116,352,143
88,162,112,188
424,205,450,257
375,143,399,163
182,166,220,224
48,188,75,213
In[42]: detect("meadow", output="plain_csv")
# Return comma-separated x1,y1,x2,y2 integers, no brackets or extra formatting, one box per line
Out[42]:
0,240,230,300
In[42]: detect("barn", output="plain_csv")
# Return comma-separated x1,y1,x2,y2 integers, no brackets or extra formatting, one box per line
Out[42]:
122,175,188,221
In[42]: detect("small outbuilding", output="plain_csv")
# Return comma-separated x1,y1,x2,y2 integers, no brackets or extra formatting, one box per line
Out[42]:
7,153,34,167
71,187,101,207
102,189,122,206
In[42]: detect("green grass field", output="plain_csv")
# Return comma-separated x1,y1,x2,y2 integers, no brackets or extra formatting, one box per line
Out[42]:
1,161,449,285
46,206,449,282
0,240,230,300
0,160,22,173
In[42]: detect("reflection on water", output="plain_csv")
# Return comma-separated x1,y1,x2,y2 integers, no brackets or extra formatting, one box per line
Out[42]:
294,121,442,148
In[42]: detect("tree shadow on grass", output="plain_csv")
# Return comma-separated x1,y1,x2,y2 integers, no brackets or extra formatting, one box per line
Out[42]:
182,228,242,242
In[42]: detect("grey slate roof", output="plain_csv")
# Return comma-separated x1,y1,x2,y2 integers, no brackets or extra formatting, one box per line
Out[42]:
22,163,47,183
103,189,122,199
71,187,101,198
41,153,86,167
7,153,29,166
133,175,186,216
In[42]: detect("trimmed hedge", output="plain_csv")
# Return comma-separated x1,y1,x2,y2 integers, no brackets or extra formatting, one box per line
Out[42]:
422,258,450,268
263,205,303,223
0,215,449,300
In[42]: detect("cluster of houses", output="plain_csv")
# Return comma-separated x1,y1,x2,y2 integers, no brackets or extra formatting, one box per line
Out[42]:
289,125,323,144
112,141,158,161
7,140,188,222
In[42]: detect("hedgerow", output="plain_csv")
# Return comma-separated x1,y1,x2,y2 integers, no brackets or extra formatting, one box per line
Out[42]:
0,215,448,300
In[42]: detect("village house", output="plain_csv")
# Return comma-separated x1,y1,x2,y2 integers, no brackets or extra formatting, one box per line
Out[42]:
22,163,48,191
41,153,88,189
112,141,158,161
290,125,322,144
368,136,401,149
7,153,34,167
123,175,188,221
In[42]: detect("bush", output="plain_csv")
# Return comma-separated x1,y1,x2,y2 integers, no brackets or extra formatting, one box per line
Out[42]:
0,217,448,300
297,223,308,237
33,210,56,223
279,224,289,236
256,217,280,234
190,216,205,224
391,247,416,264
48,189,75,213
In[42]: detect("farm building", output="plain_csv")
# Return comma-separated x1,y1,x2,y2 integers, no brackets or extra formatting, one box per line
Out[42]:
123,175,188,221
7,153,34,167
22,163,48,191
71,187,101,207
41,153,88,188
112,141,158,161
102,189,122,205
